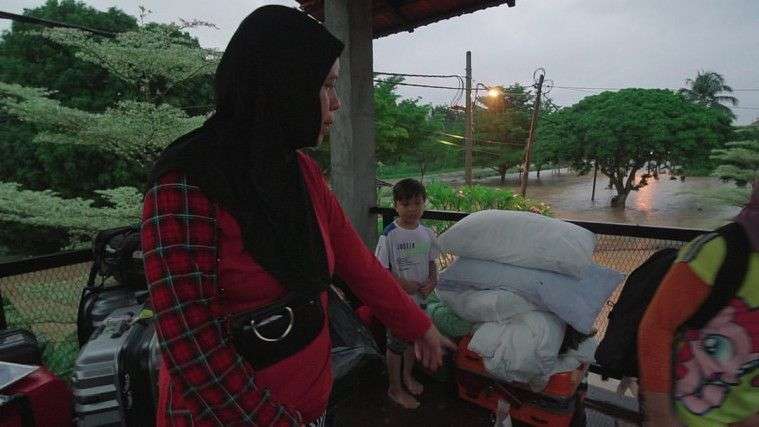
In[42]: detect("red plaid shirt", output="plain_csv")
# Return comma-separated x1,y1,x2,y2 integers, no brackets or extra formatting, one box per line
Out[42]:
142,153,430,426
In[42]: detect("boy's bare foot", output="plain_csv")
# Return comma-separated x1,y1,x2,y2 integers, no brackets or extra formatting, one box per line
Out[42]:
388,388,420,409
403,376,424,396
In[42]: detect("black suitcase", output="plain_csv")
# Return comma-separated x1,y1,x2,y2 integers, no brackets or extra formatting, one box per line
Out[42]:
116,309,159,427
0,329,42,365
77,285,149,347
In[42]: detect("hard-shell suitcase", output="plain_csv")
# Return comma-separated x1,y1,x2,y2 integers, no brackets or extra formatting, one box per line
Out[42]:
115,309,159,427
455,336,587,427
77,284,148,346
0,330,41,366
72,305,141,427
0,366,73,427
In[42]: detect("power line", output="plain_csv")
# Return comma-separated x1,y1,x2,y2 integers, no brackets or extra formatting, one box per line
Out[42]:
551,85,759,92
374,80,461,90
374,71,463,79
0,10,116,37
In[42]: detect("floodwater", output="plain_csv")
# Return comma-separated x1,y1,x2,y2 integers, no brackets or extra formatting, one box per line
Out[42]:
473,169,742,230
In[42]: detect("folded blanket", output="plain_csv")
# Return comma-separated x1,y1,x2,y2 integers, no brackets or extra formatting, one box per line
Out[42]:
468,313,597,391
436,287,537,323
425,292,473,338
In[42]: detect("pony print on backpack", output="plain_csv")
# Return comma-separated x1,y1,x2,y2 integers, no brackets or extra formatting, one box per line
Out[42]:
674,297,759,416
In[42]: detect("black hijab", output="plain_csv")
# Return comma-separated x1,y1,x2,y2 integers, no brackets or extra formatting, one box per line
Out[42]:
148,6,344,295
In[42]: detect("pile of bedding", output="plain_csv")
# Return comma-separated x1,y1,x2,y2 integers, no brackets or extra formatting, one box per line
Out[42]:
436,210,624,390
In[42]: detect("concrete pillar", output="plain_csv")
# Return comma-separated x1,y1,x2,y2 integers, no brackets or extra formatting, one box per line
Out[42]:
324,0,378,248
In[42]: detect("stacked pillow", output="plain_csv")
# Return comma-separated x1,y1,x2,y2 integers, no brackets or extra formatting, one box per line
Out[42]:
436,210,624,387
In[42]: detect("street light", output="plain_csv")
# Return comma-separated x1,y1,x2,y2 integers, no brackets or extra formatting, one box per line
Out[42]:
475,82,501,99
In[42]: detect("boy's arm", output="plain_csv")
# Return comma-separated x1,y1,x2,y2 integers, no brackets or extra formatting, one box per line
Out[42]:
428,260,438,283
419,261,438,297
393,272,420,295
420,229,440,296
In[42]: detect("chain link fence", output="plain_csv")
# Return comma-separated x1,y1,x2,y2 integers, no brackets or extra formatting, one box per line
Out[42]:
590,235,686,340
0,211,704,382
0,260,89,379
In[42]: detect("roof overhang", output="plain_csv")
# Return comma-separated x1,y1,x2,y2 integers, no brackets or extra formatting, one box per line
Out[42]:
297,0,516,38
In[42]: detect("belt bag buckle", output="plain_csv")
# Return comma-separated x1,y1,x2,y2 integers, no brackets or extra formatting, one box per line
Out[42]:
245,306,295,342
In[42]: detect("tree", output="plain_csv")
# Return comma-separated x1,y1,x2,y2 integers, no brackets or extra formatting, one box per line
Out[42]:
0,0,139,111
373,77,448,176
0,1,215,197
471,83,535,184
0,18,219,253
679,71,739,120
536,89,726,208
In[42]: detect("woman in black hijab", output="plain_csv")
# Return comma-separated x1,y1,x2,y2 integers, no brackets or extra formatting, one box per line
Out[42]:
141,6,453,426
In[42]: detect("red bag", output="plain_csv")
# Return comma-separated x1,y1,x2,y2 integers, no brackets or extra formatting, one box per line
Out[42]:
0,367,72,427
455,336,587,427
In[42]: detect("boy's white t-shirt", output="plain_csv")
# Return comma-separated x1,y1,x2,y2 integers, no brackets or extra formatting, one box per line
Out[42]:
375,220,439,304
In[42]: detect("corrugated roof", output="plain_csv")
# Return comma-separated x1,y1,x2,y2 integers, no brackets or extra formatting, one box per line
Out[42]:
297,0,516,38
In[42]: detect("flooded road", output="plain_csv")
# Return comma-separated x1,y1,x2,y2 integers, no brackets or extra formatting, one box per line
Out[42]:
463,169,742,230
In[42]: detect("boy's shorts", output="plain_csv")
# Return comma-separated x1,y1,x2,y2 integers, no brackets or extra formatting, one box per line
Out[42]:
386,330,410,354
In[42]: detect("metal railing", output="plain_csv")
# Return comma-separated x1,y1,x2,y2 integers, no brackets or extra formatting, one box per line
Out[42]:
371,207,708,384
0,209,709,385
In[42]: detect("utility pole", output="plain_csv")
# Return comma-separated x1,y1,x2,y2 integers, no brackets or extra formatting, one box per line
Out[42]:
464,51,473,185
519,69,546,197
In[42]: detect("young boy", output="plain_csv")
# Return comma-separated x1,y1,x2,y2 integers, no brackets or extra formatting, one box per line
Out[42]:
375,178,439,409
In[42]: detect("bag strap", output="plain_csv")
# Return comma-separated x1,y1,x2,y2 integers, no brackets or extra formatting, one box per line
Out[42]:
685,222,751,330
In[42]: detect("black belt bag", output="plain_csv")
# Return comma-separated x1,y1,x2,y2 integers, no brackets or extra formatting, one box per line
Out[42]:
228,292,324,370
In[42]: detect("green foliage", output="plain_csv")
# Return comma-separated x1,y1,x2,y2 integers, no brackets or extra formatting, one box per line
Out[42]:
465,83,554,183
0,0,139,112
378,181,550,235
535,88,728,207
374,77,452,175
0,5,218,255
378,181,550,214
711,140,759,188
0,83,205,168
0,182,141,248
0,1,215,204
35,24,219,103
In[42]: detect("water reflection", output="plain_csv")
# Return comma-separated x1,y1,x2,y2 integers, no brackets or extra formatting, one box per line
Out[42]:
477,169,741,230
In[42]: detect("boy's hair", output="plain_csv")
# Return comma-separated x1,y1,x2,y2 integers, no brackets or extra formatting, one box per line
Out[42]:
392,178,427,202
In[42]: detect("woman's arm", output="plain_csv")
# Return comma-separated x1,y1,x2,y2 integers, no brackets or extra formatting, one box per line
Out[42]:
141,172,299,426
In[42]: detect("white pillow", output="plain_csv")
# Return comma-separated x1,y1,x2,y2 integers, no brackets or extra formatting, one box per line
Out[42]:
438,210,596,278
438,257,624,334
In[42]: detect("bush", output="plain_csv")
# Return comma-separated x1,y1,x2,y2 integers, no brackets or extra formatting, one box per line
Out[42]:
378,182,551,235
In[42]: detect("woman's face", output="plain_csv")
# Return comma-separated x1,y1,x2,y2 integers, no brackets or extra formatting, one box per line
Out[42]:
317,60,341,145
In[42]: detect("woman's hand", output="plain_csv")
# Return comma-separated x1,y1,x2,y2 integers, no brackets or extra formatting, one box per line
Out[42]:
413,325,456,372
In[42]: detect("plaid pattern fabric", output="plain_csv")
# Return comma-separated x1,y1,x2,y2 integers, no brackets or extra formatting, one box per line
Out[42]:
142,172,301,427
